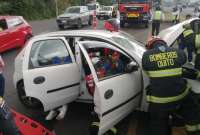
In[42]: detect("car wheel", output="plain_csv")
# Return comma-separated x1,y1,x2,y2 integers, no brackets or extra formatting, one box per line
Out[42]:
88,16,93,25
17,81,42,108
58,25,64,30
24,34,32,44
77,19,82,29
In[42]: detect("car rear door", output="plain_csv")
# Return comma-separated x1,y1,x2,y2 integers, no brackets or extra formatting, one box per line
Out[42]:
23,37,80,111
78,41,142,135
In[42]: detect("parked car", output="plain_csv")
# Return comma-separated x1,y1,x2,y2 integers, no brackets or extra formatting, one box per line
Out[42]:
56,6,92,30
97,6,114,19
13,18,200,135
0,16,32,53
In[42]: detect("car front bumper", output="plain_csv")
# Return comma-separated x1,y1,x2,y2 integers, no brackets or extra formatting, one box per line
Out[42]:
57,19,78,27
120,13,150,23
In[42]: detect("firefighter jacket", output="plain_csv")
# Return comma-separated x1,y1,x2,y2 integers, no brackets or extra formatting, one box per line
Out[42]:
142,44,199,105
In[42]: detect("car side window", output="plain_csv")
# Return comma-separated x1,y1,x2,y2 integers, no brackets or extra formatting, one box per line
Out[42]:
29,39,72,69
7,18,23,28
82,42,131,80
0,19,8,31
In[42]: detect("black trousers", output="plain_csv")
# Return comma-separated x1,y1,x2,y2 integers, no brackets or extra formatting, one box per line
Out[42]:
152,20,160,36
195,53,200,70
148,91,200,135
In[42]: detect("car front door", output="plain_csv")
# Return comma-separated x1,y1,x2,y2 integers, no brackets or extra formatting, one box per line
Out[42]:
78,41,142,135
23,37,80,111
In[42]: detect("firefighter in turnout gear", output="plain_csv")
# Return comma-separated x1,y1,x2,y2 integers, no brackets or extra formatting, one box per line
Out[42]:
142,38,200,135
152,6,164,36
180,24,195,63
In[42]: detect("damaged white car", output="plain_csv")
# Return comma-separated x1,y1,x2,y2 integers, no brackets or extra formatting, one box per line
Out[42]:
13,18,200,135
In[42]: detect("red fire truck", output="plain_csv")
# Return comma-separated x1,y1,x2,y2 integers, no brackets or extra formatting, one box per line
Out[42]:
119,0,152,28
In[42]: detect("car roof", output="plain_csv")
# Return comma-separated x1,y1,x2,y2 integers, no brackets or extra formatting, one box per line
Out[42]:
0,16,21,20
36,30,121,39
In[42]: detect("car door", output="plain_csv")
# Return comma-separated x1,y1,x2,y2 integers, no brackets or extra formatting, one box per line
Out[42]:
78,41,142,135
23,37,80,111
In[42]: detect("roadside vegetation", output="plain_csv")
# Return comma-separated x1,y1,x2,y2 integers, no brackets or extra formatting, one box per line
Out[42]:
0,0,112,20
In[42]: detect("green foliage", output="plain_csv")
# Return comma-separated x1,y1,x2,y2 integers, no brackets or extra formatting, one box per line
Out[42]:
0,0,113,20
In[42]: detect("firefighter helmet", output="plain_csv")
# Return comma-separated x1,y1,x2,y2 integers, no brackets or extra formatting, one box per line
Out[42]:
146,38,167,50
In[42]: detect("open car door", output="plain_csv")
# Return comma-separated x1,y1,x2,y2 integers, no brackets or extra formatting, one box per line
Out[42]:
78,40,142,135
23,37,80,111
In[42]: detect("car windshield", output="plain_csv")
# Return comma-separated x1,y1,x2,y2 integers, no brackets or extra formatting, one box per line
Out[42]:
120,0,147,3
87,5,96,10
101,7,112,11
65,7,80,13
112,33,145,54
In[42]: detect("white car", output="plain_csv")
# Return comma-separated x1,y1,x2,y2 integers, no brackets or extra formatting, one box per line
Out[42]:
13,18,200,135
97,6,114,19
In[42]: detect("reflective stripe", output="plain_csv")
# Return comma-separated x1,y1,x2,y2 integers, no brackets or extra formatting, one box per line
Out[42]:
153,11,162,20
92,122,99,127
0,97,2,105
197,71,200,79
195,34,200,54
146,84,191,104
186,124,200,132
146,68,182,78
183,29,194,38
110,127,117,134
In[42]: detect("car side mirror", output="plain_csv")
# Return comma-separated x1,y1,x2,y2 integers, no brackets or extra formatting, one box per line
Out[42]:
125,61,139,73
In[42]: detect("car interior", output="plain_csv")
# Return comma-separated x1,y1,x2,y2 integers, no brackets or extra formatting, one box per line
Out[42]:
0,19,8,31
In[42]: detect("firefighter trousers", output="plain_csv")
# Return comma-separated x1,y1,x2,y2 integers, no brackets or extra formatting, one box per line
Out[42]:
152,20,160,36
148,90,200,135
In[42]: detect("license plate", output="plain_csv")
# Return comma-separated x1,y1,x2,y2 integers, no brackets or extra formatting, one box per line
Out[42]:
128,13,139,17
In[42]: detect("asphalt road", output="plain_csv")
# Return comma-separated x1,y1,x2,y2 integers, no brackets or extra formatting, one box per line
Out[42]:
2,19,171,135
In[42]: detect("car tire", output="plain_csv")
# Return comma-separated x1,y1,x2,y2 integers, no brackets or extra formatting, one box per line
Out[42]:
58,25,64,30
89,16,93,25
77,19,82,29
17,81,42,108
24,34,32,44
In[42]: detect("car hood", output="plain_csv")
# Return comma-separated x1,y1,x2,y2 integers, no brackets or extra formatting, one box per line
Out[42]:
58,13,79,18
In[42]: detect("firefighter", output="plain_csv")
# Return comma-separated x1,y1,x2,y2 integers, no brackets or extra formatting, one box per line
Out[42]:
0,97,20,135
172,7,180,25
142,38,200,135
152,6,164,36
0,55,5,97
180,24,195,63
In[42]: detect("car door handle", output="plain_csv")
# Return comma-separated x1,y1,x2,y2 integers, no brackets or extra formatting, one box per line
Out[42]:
33,76,45,84
104,89,113,100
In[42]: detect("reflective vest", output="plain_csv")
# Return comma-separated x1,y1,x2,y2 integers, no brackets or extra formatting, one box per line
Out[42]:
183,29,194,38
153,11,162,21
195,34,200,54
147,84,191,103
